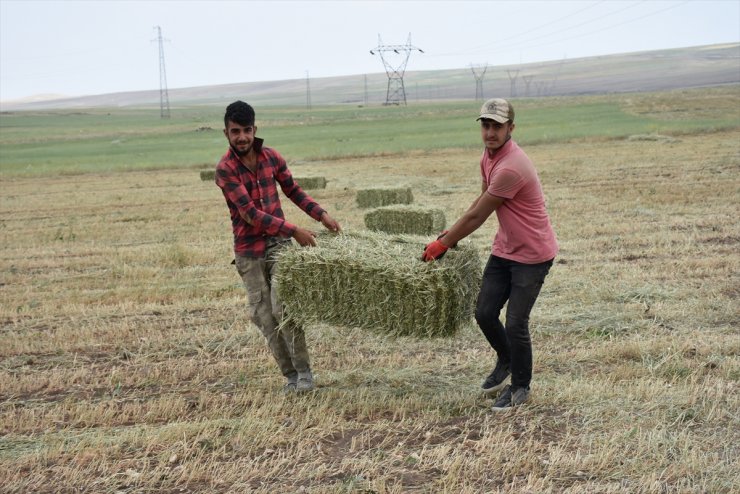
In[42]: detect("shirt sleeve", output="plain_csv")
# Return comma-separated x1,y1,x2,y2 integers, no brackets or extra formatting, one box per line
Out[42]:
487,167,524,199
273,152,326,221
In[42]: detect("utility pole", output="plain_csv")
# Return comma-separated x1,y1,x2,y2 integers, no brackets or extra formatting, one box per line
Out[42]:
370,33,423,106
470,63,488,101
153,26,170,119
305,71,312,110
522,74,535,97
364,74,368,106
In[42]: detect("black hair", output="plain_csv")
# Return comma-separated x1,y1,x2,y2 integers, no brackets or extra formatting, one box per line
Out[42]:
224,100,255,128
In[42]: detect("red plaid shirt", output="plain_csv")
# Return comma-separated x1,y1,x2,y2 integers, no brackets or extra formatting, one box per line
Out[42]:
215,137,326,258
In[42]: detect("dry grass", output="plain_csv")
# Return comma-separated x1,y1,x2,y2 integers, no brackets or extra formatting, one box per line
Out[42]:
1,124,739,492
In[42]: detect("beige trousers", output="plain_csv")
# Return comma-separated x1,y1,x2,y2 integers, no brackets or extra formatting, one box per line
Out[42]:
234,239,310,380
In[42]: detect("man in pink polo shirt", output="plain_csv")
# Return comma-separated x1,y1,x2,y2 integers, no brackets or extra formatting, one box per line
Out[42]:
422,98,558,411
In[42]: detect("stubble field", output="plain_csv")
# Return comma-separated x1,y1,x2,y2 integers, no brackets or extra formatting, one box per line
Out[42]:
1,91,739,493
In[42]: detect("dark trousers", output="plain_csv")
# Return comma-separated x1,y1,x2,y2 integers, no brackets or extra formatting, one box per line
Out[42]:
475,255,553,389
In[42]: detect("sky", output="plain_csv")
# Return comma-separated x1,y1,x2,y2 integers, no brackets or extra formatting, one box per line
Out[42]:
1,0,739,102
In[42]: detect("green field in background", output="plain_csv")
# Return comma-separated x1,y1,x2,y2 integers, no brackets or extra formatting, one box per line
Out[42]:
1,87,738,176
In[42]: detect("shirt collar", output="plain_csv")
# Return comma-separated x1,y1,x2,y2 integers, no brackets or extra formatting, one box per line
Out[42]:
487,136,515,160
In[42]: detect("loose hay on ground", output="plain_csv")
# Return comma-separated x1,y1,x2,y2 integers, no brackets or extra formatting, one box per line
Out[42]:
275,231,481,338
364,205,446,236
356,187,414,208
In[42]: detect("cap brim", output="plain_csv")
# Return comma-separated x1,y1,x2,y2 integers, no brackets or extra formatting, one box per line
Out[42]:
476,114,509,123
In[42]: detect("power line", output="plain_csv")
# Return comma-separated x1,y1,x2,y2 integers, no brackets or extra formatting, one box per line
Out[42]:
429,0,611,58
428,0,689,61
518,1,692,53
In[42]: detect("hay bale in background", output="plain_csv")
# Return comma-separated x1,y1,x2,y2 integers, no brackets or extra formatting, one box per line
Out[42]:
356,187,413,208
275,231,481,338
201,171,326,188
365,205,446,236
294,176,327,190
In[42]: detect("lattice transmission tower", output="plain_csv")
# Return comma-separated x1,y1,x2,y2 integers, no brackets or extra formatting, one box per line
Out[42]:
153,26,170,119
470,63,488,101
370,34,423,106
507,69,520,98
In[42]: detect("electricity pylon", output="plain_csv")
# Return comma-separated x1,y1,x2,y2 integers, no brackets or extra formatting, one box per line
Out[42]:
470,63,488,101
153,26,170,119
507,69,520,98
370,34,423,106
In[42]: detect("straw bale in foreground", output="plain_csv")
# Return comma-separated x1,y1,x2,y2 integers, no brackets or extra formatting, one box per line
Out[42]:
200,170,216,181
364,205,446,236
356,187,414,208
275,231,481,338
294,176,327,190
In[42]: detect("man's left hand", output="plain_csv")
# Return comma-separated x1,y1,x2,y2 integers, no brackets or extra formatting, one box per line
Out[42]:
320,212,341,232
421,239,449,262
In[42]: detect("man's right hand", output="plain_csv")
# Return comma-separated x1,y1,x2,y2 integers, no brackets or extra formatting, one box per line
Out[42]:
421,239,449,262
292,227,317,247
436,230,457,248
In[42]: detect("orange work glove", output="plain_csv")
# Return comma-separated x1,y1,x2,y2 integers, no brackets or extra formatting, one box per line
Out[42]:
436,230,457,247
421,239,449,262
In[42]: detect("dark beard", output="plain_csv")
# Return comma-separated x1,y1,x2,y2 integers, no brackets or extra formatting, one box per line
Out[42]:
232,145,249,157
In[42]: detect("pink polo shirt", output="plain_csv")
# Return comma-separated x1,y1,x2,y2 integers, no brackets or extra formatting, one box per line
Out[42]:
480,138,558,264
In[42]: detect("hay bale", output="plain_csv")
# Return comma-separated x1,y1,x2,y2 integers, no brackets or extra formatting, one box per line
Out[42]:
627,134,678,143
200,169,216,181
356,187,413,208
275,231,481,338
294,176,327,190
364,205,446,236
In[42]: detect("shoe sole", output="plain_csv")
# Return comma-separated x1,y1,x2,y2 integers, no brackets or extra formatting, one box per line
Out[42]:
492,398,529,412
481,376,510,396
491,404,514,412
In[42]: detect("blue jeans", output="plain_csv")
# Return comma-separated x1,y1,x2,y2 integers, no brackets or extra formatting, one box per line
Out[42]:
475,255,553,389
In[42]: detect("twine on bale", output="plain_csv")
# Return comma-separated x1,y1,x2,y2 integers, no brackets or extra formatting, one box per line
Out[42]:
275,231,481,338
356,187,414,208
365,205,446,236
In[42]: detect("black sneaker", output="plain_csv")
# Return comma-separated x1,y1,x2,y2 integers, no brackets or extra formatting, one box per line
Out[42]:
481,360,510,396
491,385,530,411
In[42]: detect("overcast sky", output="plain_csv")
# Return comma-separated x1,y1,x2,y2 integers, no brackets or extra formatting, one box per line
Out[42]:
1,0,738,102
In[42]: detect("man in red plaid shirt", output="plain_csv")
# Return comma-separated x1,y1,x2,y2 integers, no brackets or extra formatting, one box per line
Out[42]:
216,101,341,392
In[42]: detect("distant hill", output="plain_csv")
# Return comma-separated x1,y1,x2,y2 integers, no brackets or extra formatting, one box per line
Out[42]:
2,43,738,111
